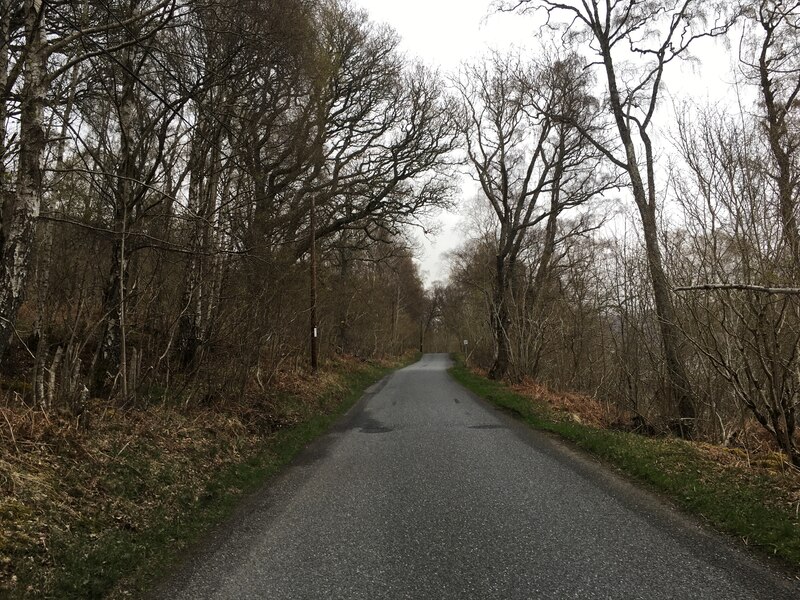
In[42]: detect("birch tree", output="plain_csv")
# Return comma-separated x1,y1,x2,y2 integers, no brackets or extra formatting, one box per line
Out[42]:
0,0,182,361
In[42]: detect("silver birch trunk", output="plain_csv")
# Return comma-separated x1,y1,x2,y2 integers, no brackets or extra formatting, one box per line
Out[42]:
0,0,46,358
598,37,696,436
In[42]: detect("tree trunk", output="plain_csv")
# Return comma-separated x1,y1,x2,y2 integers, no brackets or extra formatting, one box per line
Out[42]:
93,60,136,395
32,64,80,405
309,194,319,371
488,255,511,380
783,431,800,468
599,38,695,436
336,243,352,354
178,119,220,368
391,283,401,355
0,0,46,358
637,198,696,436
92,235,127,394
758,26,800,268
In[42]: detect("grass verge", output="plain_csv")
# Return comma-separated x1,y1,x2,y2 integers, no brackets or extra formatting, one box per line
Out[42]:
1,354,412,599
449,356,800,571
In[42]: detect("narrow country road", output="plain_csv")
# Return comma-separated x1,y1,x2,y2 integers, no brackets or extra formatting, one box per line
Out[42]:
154,354,799,599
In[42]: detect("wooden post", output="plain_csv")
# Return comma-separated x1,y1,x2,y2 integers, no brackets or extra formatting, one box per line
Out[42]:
310,194,319,372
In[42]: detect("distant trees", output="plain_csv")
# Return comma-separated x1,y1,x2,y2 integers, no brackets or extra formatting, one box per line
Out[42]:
453,51,609,380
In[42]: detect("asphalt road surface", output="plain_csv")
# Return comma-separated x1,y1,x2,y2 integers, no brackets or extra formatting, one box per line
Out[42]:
154,353,799,599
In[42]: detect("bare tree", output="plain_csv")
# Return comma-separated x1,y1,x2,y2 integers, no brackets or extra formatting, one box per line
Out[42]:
177,0,317,368
501,0,737,435
743,0,800,272
453,51,609,379
0,0,49,358
673,106,800,464
293,3,459,258
0,0,182,360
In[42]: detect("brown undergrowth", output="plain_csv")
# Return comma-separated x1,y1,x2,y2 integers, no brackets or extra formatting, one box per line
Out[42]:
508,376,631,429
509,374,799,478
0,354,403,598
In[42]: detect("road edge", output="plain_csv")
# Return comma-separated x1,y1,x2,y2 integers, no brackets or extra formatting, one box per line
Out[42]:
447,356,800,592
143,360,410,599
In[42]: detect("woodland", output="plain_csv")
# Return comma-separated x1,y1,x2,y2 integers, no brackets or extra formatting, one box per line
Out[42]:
0,0,451,409
0,1,799,584
438,0,800,468
1,0,800,594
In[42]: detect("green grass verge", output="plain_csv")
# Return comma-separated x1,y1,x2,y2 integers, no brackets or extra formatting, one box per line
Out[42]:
123,367,390,599
449,357,800,570
9,359,407,600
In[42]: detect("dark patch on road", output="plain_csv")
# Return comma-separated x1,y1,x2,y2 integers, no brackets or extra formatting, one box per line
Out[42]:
360,425,393,434
356,415,393,434
469,424,507,430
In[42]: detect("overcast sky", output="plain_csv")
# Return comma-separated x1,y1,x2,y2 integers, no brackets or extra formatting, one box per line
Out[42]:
350,0,537,285
351,0,535,70
351,0,734,286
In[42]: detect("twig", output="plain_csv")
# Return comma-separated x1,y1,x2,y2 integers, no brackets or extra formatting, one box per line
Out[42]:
114,439,132,460
2,408,19,454
675,283,800,295
0,315,36,359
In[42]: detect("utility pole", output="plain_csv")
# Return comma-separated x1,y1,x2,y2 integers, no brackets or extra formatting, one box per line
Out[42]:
310,194,319,372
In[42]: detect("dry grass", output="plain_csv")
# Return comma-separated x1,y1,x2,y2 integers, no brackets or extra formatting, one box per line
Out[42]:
0,353,403,598
509,376,631,429
0,401,263,596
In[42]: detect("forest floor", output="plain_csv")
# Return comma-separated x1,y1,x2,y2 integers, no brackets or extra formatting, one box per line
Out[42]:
450,358,800,574
0,353,411,599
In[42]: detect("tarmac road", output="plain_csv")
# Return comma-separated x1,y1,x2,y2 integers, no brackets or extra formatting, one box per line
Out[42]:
153,353,799,599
